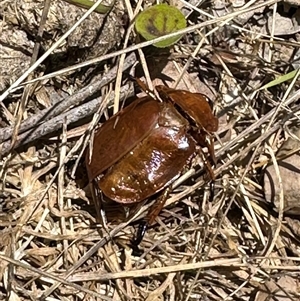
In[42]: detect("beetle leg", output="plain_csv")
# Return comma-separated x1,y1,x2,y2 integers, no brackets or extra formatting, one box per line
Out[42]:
193,129,217,202
206,135,217,166
132,221,147,247
131,186,172,246
147,186,172,225
190,128,217,167
204,136,217,202
198,147,215,181
90,179,109,230
198,148,215,202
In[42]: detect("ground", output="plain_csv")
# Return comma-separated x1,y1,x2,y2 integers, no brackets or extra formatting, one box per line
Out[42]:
0,0,300,300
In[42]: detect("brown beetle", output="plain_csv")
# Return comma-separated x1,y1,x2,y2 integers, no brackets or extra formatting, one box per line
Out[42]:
86,84,218,245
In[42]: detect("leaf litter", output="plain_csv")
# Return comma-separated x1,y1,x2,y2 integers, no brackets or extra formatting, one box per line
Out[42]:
0,0,300,300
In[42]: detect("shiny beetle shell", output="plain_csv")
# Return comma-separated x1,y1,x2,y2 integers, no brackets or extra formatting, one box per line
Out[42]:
86,86,218,205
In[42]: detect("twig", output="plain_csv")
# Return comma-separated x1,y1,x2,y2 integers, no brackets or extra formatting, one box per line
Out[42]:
0,85,134,156
0,53,136,144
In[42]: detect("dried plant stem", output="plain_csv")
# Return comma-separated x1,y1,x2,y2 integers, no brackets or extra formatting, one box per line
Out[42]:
0,53,136,144
0,85,134,155
67,257,300,282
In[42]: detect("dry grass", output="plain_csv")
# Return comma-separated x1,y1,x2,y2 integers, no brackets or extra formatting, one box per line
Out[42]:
1,0,300,300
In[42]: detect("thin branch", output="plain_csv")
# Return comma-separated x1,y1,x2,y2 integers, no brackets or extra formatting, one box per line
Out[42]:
0,53,136,144
0,84,134,155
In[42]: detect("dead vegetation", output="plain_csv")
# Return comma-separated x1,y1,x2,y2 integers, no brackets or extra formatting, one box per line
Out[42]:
1,0,300,300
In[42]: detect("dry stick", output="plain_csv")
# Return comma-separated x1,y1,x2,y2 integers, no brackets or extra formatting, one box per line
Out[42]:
67,257,300,282
0,52,136,144
2,252,299,289
0,85,134,155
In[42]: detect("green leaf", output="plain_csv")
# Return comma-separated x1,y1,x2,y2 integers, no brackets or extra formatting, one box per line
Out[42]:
135,4,187,48
62,0,112,14
259,69,299,90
